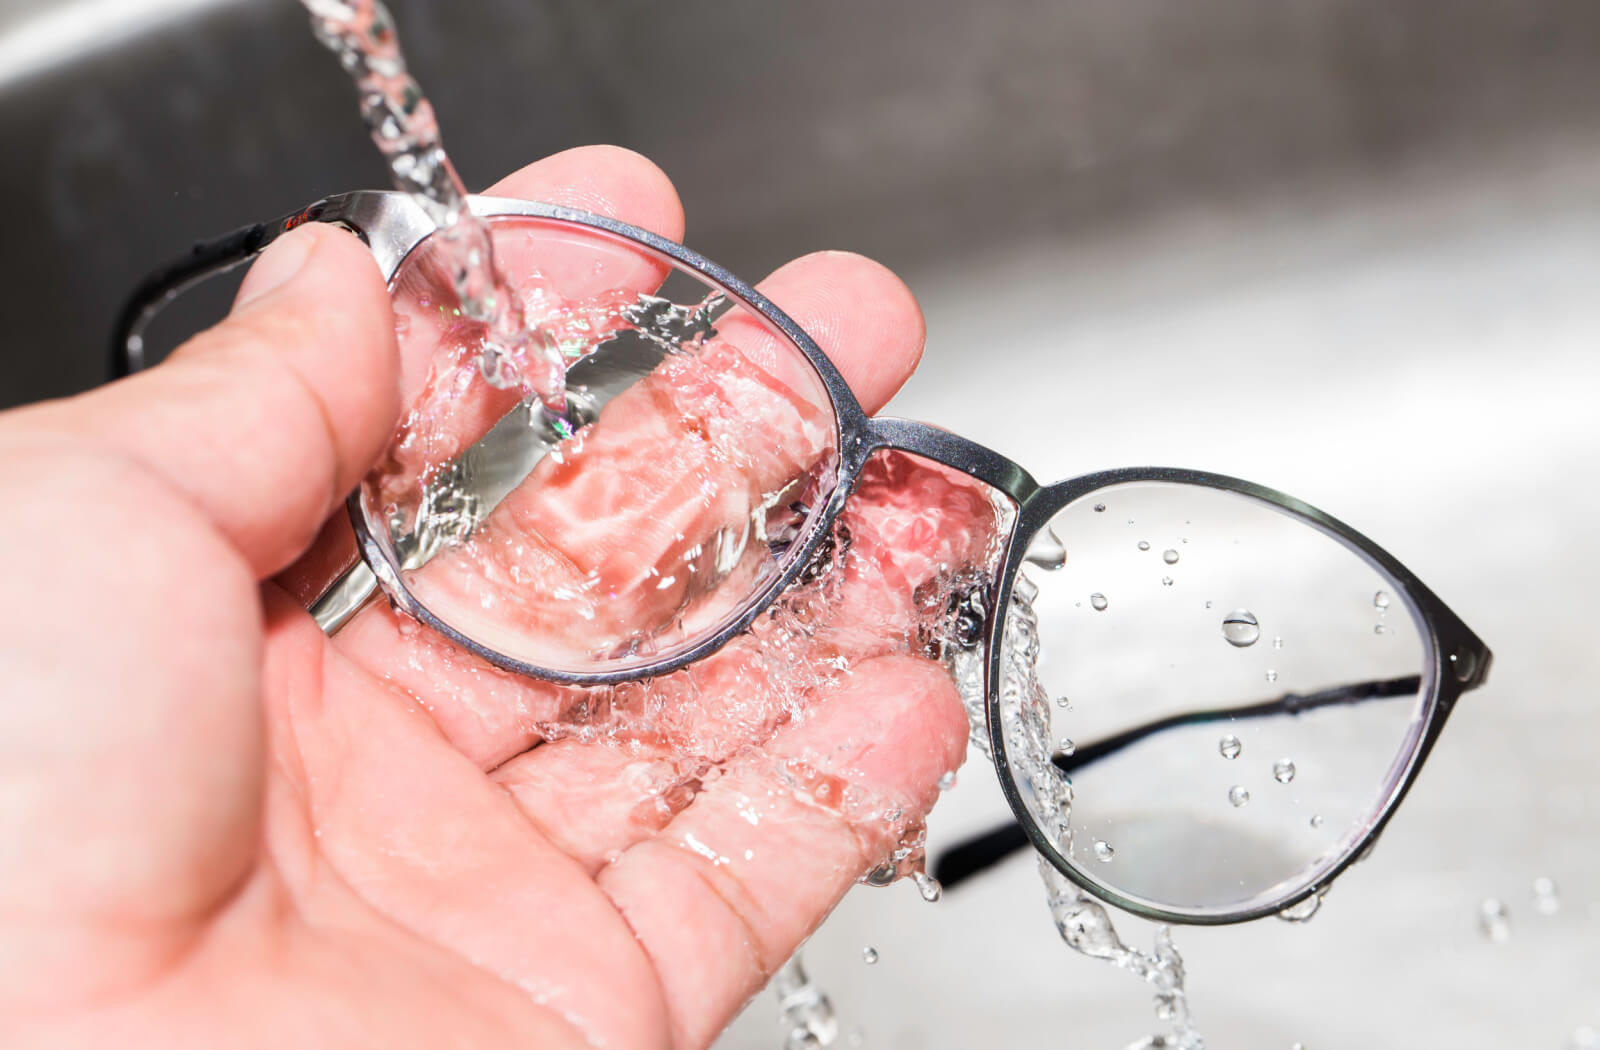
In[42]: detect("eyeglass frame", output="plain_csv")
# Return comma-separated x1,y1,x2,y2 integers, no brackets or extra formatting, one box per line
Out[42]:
113,190,1493,927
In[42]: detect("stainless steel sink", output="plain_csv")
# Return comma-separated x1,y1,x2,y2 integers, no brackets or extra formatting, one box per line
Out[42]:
3,2,1597,1046
3,0,1598,407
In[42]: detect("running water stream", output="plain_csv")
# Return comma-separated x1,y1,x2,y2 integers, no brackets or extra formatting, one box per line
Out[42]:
299,0,566,405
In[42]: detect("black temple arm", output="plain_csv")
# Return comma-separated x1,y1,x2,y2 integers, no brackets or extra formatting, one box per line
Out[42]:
933,673,1422,891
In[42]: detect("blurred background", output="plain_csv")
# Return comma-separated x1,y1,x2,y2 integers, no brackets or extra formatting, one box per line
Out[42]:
2,0,1596,1046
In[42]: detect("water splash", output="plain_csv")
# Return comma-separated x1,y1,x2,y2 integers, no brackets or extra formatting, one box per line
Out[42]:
299,0,565,404
996,585,1206,1049
774,953,840,1049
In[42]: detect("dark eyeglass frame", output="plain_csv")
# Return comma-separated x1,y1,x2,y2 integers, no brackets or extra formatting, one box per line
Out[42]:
114,190,1492,927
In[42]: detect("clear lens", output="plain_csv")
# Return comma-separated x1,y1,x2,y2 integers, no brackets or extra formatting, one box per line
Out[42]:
359,215,841,675
999,480,1432,918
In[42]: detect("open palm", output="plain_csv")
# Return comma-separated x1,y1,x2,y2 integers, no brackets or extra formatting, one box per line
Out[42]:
0,148,977,1050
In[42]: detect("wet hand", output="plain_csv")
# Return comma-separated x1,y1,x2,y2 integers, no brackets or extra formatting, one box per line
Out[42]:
0,147,977,1050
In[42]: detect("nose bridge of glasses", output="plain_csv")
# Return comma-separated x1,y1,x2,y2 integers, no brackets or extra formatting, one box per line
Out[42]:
864,417,1038,505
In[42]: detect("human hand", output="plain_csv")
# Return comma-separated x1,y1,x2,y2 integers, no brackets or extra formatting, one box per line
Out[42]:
0,147,984,1050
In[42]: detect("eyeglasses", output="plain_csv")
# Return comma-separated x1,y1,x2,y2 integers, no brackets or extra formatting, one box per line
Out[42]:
115,190,1491,926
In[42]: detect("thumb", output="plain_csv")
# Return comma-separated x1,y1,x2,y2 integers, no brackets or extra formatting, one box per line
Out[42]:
19,223,401,578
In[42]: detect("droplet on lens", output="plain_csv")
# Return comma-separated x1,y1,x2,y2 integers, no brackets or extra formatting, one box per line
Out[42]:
1374,623,1387,635
1137,540,1151,551
1093,503,1106,513
1273,759,1297,784
1374,590,1392,609
1309,813,1324,828
1219,735,1243,760
1089,593,1109,611
1265,669,1279,683
1093,839,1115,862
1025,527,1067,570
1161,576,1174,586
1273,635,1284,649
1057,738,1076,756
1533,876,1561,916
1277,894,1323,924
1478,898,1511,942
1221,609,1261,647
1228,785,1251,807
862,946,879,964
1162,549,1179,564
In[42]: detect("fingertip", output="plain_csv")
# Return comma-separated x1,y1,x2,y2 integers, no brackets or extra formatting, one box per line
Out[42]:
486,144,686,241
784,654,968,811
222,221,403,497
757,251,927,414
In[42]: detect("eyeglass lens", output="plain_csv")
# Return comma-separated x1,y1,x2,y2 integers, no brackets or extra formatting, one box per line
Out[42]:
999,480,1432,918
359,216,843,674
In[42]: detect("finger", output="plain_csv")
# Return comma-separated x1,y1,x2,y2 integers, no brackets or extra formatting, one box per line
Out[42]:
277,144,687,603
8,224,398,578
492,451,1000,869
597,653,968,1050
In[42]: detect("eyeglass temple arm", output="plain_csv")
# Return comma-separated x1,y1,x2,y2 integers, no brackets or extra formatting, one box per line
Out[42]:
110,201,354,380
932,672,1424,890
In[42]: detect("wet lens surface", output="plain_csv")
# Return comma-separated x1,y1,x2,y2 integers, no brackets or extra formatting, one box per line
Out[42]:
1001,481,1431,917
360,215,841,675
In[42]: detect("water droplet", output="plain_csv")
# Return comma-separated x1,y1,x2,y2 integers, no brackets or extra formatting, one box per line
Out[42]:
1272,635,1284,649
936,771,957,792
1478,898,1511,942
1277,893,1323,923
1273,759,1297,784
862,946,879,965
1218,735,1242,760
1309,813,1324,828
1532,876,1561,915
1025,527,1067,570
1137,540,1151,551
1046,893,1126,960
1057,738,1077,756
1221,609,1261,647
1161,576,1174,587
1093,503,1106,513
1093,840,1115,862
1013,573,1040,604
913,871,943,902
1374,590,1391,609
1228,785,1251,807
1054,695,1071,709
1089,593,1109,611
1162,549,1179,565
1373,623,1387,635
1264,669,1279,683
